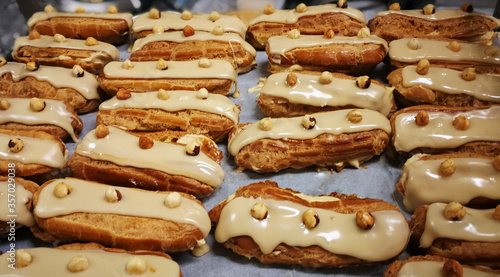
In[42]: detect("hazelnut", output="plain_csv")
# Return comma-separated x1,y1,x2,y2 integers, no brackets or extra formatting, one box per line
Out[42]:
75,7,85,13
183,25,195,37
126,257,147,275
442,259,463,277
415,110,429,126
121,59,134,70
416,59,430,75
67,256,89,273
286,72,298,86
72,65,85,78
347,109,363,123
95,124,110,139
250,203,268,220
186,141,201,156
152,25,164,34
149,8,160,19
485,45,498,56
181,10,193,20
107,5,118,14
493,155,500,171
447,41,461,52
443,202,466,221
356,210,375,230
139,136,154,149
197,88,209,99
157,89,169,100
461,68,476,81
8,138,24,153
493,205,500,221
29,30,41,40
453,115,469,131
105,187,122,203
258,117,273,131
85,37,99,46
461,3,473,13
0,99,10,110
356,76,371,89
164,192,182,208
407,38,421,50
319,71,333,84
439,159,456,176
54,33,66,43
302,209,320,229
389,2,400,11
288,29,300,39
26,61,40,71
0,57,6,67
357,27,370,39
212,26,224,36
156,58,168,70
323,29,335,39
295,3,307,13
53,182,72,198
302,115,316,129
338,0,348,8
116,88,132,100
15,249,32,268
199,58,212,68
29,97,46,112
44,4,56,13
263,5,275,15
422,4,435,15
209,11,220,21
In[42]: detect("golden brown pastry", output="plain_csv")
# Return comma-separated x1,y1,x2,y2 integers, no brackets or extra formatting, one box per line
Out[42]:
227,109,391,172
0,177,38,233
410,203,500,268
247,2,367,49
96,90,240,143
67,125,224,198
209,180,410,267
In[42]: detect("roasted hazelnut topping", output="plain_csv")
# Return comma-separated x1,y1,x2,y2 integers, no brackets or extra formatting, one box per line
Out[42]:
250,203,268,220
85,37,99,46
407,38,421,50
44,4,56,13
95,124,110,139
347,109,363,123
139,136,154,149
494,155,500,171
494,205,500,221
263,5,275,15
485,45,498,56
423,4,435,15
16,249,32,268
126,257,147,275
199,58,212,68
75,7,86,13
443,202,466,221
323,29,335,39
357,27,370,39
164,192,182,208
186,141,201,156
356,210,374,230
447,41,461,52
157,89,169,100
105,187,122,203
121,59,134,70
212,25,224,36
183,25,195,37
442,259,463,277
461,68,476,81
209,11,220,21
30,97,46,112
416,59,430,75
107,5,118,14
439,159,456,176
29,30,41,40
0,99,10,110
0,57,6,67
197,88,209,99
67,256,89,272
181,10,193,20
116,88,132,100
295,3,307,13
319,71,333,84
152,25,164,34
302,209,320,229
338,0,348,8
286,72,298,86
72,65,85,77
258,117,273,131
453,115,469,131
415,111,429,126
26,61,40,71
156,58,168,70
8,138,23,153
149,8,160,19
302,115,316,129
53,182,72,198
54,33,66,43
461,3,473,13
389,2,401,11
288,29,300,39
356,76,371,89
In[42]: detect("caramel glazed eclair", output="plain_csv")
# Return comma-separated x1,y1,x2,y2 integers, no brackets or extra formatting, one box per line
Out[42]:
256,71,394,118
31,178,211,255
99,59,238,96
0,62,101,114
247,2,367,49
227,109,391,173
0,177,38,233
410,202,500,268
0,243,183,276
209,181,410,267
67,125,224,198
390,105,500,157
96,89,241,143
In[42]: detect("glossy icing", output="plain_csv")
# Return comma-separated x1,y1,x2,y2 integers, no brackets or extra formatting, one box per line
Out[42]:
75,126,224,188
0,181,35,227
27,11,133,28
398,261,499,277
377,9,500,25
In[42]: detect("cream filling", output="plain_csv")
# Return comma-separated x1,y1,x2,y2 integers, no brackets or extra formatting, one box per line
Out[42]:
0,62,99,100
420,203,500,248
75,126,224,189
401,156,500,212
393,106,500,152
0,98,79,142
401,66,500,103
398,261,500,277
376,9,500,26
0,133,66,168
260,72,393,116
268,34,388,57
227,109,391,155
103,60,237,82
132,11,247,38
35,178,211,236
99,90,239,124
0,248,180,276
389,38,500,64
249,4,366,25
27,11,133,28
0,181,35,227
13,35,120,61
214,197,409,261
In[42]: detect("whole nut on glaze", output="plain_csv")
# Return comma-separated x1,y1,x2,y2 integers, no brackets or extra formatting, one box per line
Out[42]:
126,257,147,275
461,3,473,13
164,192,182,208
26,61,40,71
75,7,85,13
44,4,56,12
0,99,10,110
356,76,371,89
85,37,99,46
116,88,132,100
185,141,201,156
416,59,430,75
263,5,275,15
258,117,273,131
95,124,110,139
156,58,168,70
212,25,224,36
183,25,195,37
286,72,298,86
319,71,333,84
347,109,363,123
422,4,435,15
15,249,32,268
288,29,300,39
302,115,316,129
485,45,498,56
493,155,500,171
139,136,154,149
8,138,23,153
121,59,133,70
357,27,370,39
295,3,307,13
453,115,469,131
152,25,164,34
105,187,122,203
54,33,66,43
181,10,193,20
0,57,6,67
157,89,169,100
107,5,118,14
209,11,220,21
443,202,466,221
30,98,46,112
389,2,400,11
199,58,212,68
302,209,320,229
407,38,421,50
442,259,463,277
323,29,335,39
53,182,72,198
149,8,160,19
447,41,461,52
494,205,500,221
67,256,89,273
251,203,268,220
356,210,374,230
338,0,348,8
439,159,456,176
197,88,209,99
29,30,41,40
461,68,476,81
415,110,429,126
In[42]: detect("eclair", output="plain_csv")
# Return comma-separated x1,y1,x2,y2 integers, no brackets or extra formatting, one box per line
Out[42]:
99,59,238,97
257,71,394,117
266,29,388,75
67,125,224,198
0,177,38,233
31,178,211,254
227,109,391,172
0,62,100,113
96,89,240,142
247,2,366,49
209,180,410,267
410,202,500,268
